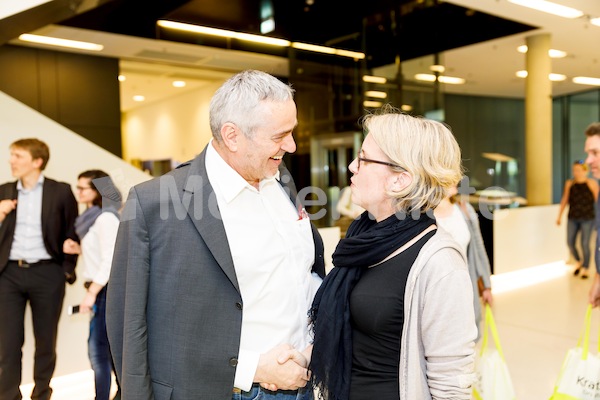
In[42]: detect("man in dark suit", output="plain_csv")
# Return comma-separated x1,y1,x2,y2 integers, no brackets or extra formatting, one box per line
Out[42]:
0,138,78,400
106,70,325,400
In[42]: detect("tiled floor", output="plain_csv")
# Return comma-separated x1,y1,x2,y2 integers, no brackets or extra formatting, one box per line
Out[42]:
20,261,595,399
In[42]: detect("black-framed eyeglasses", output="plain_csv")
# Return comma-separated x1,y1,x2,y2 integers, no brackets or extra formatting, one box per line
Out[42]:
357,156,404,171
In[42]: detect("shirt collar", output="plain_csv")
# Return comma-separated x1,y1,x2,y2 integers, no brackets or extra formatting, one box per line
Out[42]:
206,140,280,204
17,174,45,192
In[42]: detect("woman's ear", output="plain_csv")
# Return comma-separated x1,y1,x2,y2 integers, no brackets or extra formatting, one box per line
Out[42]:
390,171,412,192
220,122,239,152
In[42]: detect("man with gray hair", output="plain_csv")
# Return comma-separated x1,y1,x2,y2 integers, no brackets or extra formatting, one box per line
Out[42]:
107,70,324,400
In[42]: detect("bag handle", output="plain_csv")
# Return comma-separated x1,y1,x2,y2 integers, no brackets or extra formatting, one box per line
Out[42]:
576,304,593,360
479,304,506,360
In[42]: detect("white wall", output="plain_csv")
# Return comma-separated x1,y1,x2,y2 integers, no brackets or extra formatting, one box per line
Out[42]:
0,91,151,385
493,204,573,274
121,81,225,164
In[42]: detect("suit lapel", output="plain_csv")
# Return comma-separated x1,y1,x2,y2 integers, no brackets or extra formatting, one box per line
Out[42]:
184,150,239,293
41,179,51,237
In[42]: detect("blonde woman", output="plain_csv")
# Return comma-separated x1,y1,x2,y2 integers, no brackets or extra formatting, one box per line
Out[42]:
307,105,476,400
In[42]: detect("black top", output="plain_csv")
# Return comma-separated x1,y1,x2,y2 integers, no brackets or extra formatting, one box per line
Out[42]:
349,230,435,400
568,182,595,220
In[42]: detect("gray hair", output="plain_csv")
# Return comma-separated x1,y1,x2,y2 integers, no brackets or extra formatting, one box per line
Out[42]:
363,104,464,213
209,70,295,141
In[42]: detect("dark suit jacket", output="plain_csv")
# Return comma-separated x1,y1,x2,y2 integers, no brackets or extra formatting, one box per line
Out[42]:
0,177,79,277
106,148,325,400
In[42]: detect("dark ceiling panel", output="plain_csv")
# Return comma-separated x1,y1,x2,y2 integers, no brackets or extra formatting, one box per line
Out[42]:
59,0,536,68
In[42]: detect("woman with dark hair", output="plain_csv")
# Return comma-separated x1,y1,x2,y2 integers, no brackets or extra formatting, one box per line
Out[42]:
63,169,122,400
556,160,598,279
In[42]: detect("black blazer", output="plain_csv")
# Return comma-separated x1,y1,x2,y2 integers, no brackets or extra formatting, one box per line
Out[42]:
0,177,79,279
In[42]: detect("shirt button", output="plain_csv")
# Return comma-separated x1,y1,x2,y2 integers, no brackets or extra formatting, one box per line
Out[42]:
236,302,243,310
229,358,238,367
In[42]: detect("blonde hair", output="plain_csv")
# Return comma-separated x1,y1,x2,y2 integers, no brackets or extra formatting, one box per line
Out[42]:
363,104,463,213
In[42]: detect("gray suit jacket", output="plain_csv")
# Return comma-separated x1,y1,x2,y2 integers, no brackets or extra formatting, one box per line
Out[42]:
106,148,325,400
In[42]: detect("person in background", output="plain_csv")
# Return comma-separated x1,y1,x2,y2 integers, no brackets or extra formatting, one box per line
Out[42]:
584,123,600,306
556,160,598,279
106,70,325,400
0,138,78,400
434,181,493,340
63,170,122,400
306,105,476,400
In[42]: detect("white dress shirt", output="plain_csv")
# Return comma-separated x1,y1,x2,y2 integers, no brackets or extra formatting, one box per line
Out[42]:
80,212,120,286
205,141,320,391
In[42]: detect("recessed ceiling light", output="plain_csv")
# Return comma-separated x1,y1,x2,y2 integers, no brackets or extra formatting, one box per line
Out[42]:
364,90,387,99
415,74,465,84
507,0,584,19
18,34,104,51
362,75,387,84
118,75,126,82
573,76,600,86
172,80,186,88
517,45,567,58
133,95,145,102
438,76,465,84
363,100,383,108
414,74,436,82
515,71,567,81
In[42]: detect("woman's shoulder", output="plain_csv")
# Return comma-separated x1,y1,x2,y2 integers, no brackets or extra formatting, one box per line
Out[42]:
418,230,466,267
95,210,120,224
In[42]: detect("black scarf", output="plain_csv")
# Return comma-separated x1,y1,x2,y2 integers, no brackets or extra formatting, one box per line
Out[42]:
308,211,436,400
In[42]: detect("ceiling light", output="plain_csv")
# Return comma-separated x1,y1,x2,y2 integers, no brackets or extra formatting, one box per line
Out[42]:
363,75,387,84
549,73,567,81
291,42,365,59
415,74,465,84
157,20,291,47
573,76,600,86
429,64,446,73
414,73,436,82
516,71,568,81
517,45,567,58
172,80,186,88
438,76,466,84
363,100,383,108
18,34,104,51
507,0,584,19
118,75,126,82
591,17,600,27
364,90,387,99
133,95,145,102
158,20,364,59
401,105,413,112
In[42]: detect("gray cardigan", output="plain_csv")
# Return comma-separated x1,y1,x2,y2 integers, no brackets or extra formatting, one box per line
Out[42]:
399,229,477,399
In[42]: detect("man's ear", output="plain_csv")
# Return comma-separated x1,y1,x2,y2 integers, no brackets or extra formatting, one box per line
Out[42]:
32,157,44,171
220,122,240,152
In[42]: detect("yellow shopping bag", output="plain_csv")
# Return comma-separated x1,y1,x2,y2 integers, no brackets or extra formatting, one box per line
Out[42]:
473,304,517,400
549,305,600,400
